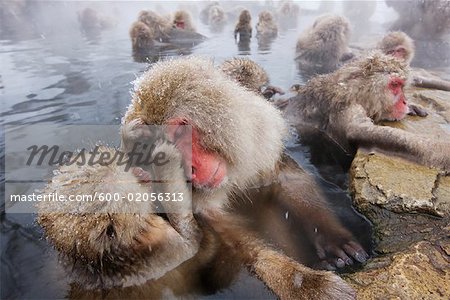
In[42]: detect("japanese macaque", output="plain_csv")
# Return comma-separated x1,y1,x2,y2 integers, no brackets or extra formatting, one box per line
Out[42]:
234,10,252,41
276,0,300,30
37,141,202,290
78,7,117,38
129,21,155,53
208,4,227,33
129,10,205,58
199,1,219,25
378,31,450,92
172,10,196,32
138,10,172,42
220,58,284,99
386,0,450,41
295,14,353,77
123,56,367,287
284,52,450,171
38,57,368,298
256,11,278,39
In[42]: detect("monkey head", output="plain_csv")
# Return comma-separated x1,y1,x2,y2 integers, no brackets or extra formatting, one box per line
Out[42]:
329,52,410,123
238,9,251,24
173,10,191,30
124,57,287,200
378,31,415,65
220,58,269,94
130,21,154,50
258,11,274,23
313,14,351,46
209,5,226,25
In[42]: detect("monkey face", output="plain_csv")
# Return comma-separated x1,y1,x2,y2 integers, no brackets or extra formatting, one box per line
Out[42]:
383,77,409,121
166,118,228,189
127,57,287,193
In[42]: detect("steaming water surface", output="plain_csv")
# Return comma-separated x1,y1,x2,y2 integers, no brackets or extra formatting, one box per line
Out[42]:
1,1,449,299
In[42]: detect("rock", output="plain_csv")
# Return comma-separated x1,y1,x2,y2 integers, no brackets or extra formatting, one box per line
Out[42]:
350,150,450,253
345,240,450,300
346,87,450,298
350,87,450,253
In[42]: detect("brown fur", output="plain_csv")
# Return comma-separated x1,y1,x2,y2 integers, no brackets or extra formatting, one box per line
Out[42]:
256,11,278,39
234,9,252,40
220,58,269,93
37,142,202,289
39,57,363,299
124,57,364,296
377,31,415,64
172,10,196,32
138,10,172,42
285,52,450,171
129,21,154,52
295,14,353,76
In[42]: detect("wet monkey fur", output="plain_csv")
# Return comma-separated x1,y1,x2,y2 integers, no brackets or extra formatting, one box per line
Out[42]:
124,58,367,298
284,52,450,172
39,57,368,299
220,57,284,99
295,14,353,77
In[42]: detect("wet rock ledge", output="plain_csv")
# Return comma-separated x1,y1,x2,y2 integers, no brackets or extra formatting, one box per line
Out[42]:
345,88,450,299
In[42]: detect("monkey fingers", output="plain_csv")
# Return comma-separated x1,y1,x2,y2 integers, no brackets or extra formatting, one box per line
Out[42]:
407,103,428,117
314,234,368,269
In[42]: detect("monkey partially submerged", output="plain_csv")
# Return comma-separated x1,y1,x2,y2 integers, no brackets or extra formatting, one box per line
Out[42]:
220,57,284,99
284,52,450,171
295,14,354,78
234,9,252,42
39,57,365,299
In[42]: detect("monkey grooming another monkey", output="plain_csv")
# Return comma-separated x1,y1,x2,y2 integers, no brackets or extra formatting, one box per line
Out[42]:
124,56,367,283
220,57,284,99
284,52,450,171
234,9,252,42
378,31,450,93
295,14,353,78
38,137,202,290
39,57,364,299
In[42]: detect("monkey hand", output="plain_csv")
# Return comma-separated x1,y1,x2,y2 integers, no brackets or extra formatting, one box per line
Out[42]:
262,85,285,99
310,225,369,270
253,249,356,300
407,104,428,117
132,139,200,245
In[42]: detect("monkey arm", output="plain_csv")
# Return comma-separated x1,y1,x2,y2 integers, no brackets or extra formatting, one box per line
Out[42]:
275,157,368,268
342,104,450,171
203,212,356,300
